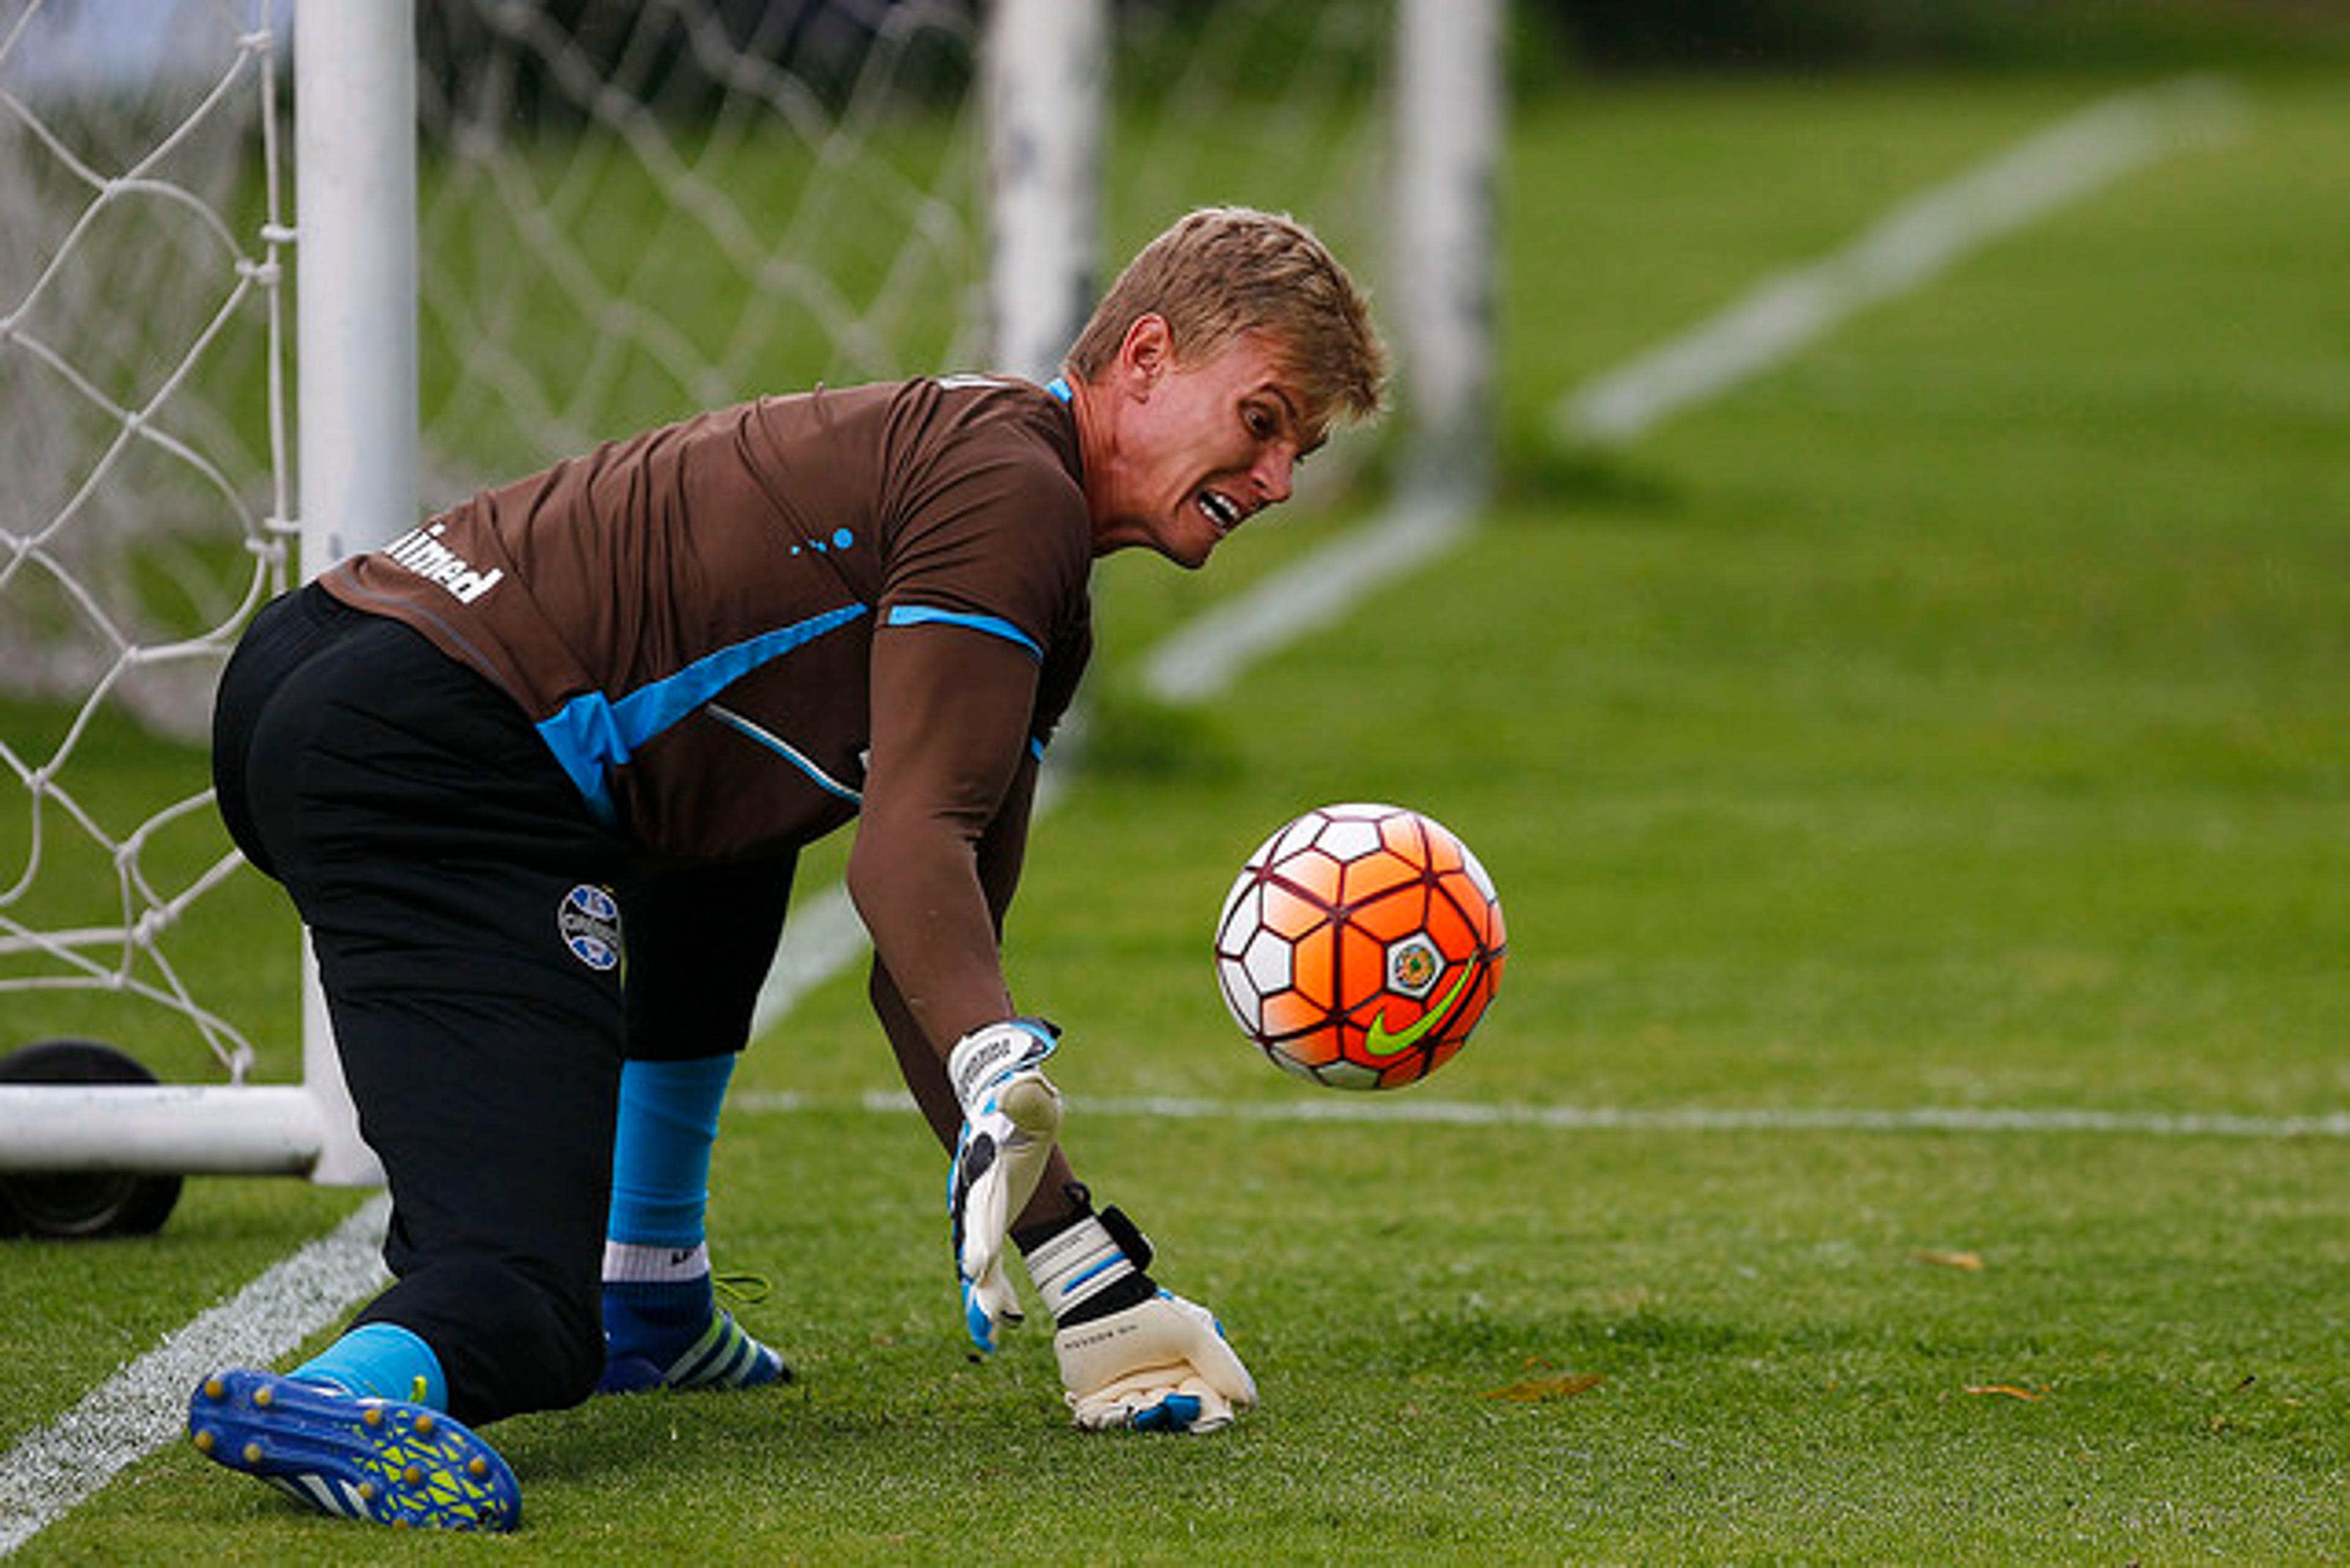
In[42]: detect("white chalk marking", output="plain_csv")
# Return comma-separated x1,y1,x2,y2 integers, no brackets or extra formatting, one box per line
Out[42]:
747,745,1080,1036
1136,479,1476,705
1556,75,2242,446
751,881,869,1037
0,1195,389,1555
731,1090,2350,1143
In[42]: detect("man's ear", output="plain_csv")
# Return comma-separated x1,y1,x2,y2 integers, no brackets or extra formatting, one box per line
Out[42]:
1116,313,1173,395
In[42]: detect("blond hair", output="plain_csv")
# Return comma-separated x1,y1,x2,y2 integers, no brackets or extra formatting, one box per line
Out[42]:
1065,207,1387,440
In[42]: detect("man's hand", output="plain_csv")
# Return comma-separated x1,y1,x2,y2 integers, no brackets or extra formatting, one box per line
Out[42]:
947,1018,1062,1353
1019,1192,1257,1434
1054,1291,1258,1433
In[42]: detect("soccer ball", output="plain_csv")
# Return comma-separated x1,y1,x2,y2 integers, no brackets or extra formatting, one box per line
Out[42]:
1214,802,1506,1090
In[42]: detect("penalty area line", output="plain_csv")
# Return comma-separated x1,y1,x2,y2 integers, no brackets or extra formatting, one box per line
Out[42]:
731,1090,2350,1144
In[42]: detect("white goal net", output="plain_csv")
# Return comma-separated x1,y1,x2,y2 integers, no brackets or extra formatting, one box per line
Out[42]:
0,0,1494,1191
0,1,290,1081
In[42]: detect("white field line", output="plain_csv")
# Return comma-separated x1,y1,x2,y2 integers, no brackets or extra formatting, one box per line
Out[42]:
2,78,2245,1556
731,1090,2350,1143
1556,74,2244,447
1135,478,1475,706
751,881,868,1035
746,731,1081,1034
0,1195,390,1557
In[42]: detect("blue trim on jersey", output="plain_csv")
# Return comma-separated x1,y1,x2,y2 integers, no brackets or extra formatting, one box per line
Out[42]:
1028,736,1047,763
537,602,870,822
709,704,864,805
883,604,1043,660
1044,376,1073,405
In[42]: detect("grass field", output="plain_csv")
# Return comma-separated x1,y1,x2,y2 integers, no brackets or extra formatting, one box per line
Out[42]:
7,64,2350,1562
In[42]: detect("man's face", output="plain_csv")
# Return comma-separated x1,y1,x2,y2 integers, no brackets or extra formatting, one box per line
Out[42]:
1087,322,1319,569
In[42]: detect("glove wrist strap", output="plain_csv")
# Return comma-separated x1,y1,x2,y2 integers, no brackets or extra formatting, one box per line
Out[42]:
1019,1189,1155,1326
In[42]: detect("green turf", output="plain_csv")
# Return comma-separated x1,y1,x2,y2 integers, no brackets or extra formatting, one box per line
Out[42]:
8,68,2350,1563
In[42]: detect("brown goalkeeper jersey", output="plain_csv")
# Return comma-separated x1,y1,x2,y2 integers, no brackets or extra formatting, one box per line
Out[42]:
323,373,1092,1044
321,375,1092,865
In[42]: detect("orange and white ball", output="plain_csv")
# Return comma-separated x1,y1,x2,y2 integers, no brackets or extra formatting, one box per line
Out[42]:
1214,803,1505,1090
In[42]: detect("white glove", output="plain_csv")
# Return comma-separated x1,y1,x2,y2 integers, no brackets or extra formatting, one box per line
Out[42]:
1056,1292,1258,1434
947,1018,1062,1353
1022,1197,1256,1434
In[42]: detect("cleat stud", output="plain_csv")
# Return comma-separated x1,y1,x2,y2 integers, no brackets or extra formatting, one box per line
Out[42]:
201,1378,225,1401
362,1407,384,1428
252,1386,273,1408
468,1457,488,1477
357,1482,375,1501
404,1465,422,1484
413,1414,435,1436
242,1443,263,1465
192,1430,214,1455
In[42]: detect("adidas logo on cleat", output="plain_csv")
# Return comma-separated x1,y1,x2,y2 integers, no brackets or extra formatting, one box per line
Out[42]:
599,1279,792,1395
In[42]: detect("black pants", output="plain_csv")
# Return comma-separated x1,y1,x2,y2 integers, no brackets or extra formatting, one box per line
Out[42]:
214,585,795,1424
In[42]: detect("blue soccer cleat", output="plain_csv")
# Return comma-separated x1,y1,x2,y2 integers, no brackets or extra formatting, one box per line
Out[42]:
599,1296,791,1394
188,1367,520,1531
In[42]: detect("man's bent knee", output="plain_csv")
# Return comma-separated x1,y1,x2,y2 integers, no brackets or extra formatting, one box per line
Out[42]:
362,1253,604,1425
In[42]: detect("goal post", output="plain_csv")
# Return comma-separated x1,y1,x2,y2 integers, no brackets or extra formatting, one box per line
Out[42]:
985,0,1105,384
293,0,419,580
286,0,419,1184
1394,0,1502,490
0,0,1501,1205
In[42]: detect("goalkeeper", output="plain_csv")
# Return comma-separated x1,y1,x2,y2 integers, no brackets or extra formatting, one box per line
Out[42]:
190,207,1385,1531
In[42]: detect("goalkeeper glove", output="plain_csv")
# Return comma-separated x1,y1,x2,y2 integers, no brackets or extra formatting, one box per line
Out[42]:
1017,1189,1257,1434
947,1017,1063,1353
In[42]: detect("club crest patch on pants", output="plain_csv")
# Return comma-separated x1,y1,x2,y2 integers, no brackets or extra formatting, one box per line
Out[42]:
559,884,624,971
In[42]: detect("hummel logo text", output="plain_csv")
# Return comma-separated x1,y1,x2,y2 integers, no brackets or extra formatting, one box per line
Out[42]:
382,521,504,605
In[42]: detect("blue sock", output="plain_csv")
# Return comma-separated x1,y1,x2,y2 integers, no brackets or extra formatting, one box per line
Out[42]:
600,1054,793,1392
606,1055,737,1253
293,1321,447,1409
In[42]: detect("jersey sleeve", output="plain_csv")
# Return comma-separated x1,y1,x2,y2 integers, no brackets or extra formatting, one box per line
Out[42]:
846,619,1042,1049
848,389,1092,1051
874,411,1092,666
